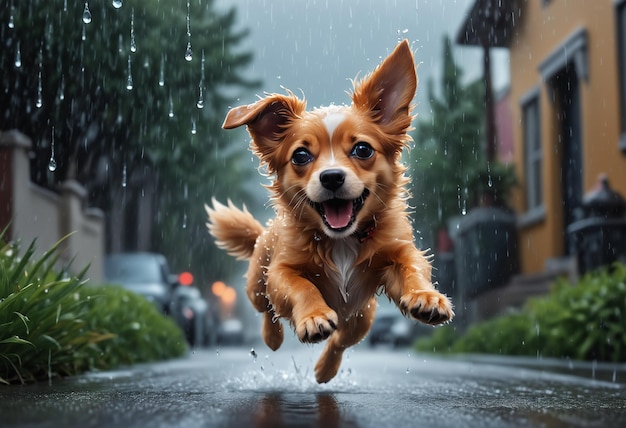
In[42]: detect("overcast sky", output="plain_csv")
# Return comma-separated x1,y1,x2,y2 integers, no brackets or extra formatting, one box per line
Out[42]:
216,0,509,113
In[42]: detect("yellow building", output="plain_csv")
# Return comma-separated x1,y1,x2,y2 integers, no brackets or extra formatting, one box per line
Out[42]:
459,0,626,277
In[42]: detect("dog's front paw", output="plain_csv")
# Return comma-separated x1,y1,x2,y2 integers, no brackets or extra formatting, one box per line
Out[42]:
295,309,338,343
400,290,454,325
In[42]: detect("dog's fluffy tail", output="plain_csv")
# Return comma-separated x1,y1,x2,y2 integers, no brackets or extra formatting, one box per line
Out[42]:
205,198,264,260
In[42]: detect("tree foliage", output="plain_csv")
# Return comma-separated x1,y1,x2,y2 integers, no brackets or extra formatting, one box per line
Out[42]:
409,35,485,248
1,0,261,284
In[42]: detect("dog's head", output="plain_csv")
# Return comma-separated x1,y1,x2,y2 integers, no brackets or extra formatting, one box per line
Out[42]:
223,40,417,239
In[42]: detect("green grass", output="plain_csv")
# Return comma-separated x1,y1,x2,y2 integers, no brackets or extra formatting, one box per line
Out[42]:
415,263,626,362
0,229,187,384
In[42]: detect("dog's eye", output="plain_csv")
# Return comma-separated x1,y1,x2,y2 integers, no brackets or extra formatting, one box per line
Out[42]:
351,142,374,160
291,148,314,166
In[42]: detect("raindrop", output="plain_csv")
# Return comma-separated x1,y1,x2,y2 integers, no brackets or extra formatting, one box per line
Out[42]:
126,55,133,90
8,3,15,29
58,75,65,101
196,87,204,109
168,94,174,118
191,118,197,134
112,0,123,9
184,1,192,61
82,2,92,24
129,9,136,53
14,41,21,68
36,71,43,108
184,41,193,62
250,348,258,362
158,55,165,86
121,163,127,187
182,212,187,229
48,128,57,172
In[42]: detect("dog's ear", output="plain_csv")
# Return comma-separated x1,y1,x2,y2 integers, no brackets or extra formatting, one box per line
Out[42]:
351,40,417,137
223,94,305,172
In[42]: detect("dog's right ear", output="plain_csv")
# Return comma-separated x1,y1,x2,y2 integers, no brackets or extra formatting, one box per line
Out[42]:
223,94,305,172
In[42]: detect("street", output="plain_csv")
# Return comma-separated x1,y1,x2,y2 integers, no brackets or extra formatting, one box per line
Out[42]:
0,343,624,428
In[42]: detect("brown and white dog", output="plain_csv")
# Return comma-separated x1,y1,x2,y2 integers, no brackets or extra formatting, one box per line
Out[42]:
206,40,453,383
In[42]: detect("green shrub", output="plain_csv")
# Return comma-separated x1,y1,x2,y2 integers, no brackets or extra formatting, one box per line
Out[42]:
415,263,626,362
414,324,460,353
0,231,187,384
81,285,188,369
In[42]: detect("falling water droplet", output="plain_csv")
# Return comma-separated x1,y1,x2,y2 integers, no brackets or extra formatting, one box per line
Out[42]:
129,9,136,53
8,13,14,29
126,55,133,90
184,1,192,61
14,41,21,68
196,87,204,109
158,55,165,86
58,75,65,101
250,348,258,362
48,127,57,172
82,2,92,24
112,0,122,9
184,41,193,61
168,95,174,118
36,71,43,108
191,118,197,134
121,163,127,187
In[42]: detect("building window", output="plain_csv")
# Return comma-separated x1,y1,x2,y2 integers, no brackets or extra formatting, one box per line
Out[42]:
617,0,626,151
521,89,543,222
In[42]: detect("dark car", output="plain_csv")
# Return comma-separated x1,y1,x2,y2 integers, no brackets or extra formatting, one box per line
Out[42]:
170,285,218,347
369,311,416,348
103,252,177,314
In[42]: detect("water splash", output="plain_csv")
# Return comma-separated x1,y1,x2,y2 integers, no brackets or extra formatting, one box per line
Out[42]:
82,2,92,24
112,0,123,9
48,127,57,172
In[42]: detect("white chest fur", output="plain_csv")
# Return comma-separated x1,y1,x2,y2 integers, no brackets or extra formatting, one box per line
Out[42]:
325,239,360,303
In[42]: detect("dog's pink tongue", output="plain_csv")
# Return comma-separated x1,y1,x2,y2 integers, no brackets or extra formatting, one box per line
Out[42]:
323,200,353,229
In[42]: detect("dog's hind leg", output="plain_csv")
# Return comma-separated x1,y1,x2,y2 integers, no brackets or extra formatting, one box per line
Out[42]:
314,300,376,383
262,310,284,351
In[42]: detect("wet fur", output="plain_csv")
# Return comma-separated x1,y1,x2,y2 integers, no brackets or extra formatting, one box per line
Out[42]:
206,40,454,383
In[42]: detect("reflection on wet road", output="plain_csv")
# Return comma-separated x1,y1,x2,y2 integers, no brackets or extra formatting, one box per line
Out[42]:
0,346,624,427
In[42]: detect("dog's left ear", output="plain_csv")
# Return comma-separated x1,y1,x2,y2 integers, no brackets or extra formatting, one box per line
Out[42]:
351,40,417,136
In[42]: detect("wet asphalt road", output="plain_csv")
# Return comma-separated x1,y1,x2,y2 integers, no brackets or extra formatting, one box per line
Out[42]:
0,344,625,428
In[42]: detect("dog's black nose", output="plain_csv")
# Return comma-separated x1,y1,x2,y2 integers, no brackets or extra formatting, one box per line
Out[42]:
320,169,345,191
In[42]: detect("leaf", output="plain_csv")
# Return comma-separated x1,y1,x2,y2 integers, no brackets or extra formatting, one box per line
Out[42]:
0,335,34,347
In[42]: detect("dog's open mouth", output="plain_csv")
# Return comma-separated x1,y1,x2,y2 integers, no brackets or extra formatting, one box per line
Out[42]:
313,189,369,232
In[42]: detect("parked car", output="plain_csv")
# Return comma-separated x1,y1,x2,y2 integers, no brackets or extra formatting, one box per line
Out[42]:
170,285,218,347
103,252,178,314
369,311,416,348
217,318,244,345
